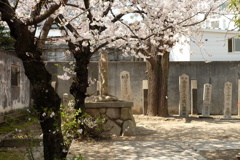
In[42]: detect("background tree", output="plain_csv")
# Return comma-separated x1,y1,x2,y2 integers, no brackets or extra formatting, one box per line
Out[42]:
118,0,224,116
0,0,69,159
0,23,15,50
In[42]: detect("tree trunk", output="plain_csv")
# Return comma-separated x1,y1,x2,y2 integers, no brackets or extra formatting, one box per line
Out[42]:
12,25,66,160
147,58,160,116
158,52,169,117
20,53,67,160
147,52,169,117
70,57,89,113
68,43,90,115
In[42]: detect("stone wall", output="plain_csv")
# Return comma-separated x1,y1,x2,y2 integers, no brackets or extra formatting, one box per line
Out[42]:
85,101,136,136
0,50,30,114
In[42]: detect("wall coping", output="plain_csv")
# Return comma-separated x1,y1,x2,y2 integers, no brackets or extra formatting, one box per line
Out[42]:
85,101,133,109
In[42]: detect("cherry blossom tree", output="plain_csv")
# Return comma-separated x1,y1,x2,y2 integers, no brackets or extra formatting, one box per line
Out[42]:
0,0,69,159
53,0,141,116
116,0,225,116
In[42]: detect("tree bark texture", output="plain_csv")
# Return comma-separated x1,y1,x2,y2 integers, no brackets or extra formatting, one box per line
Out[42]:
0,22,66,160
147,53,169,117
147,59,160,116
69,42,90,115
158,52,169,117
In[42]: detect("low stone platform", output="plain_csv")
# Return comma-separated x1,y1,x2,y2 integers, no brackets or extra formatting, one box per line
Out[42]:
85,101,136,136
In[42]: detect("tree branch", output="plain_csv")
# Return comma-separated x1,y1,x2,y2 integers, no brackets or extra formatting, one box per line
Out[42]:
36,16,55,50
25,0,67,25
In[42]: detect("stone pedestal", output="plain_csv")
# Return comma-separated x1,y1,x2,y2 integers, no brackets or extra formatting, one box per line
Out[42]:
85,101,136,136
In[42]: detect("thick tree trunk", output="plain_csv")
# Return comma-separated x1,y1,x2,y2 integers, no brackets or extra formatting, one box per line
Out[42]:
147,59,160,116
20,54,66,160
13,25,66,160
147,52,169,117
158,52,169,117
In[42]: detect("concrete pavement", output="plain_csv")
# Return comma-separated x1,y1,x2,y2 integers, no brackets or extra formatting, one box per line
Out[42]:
67,139,240,160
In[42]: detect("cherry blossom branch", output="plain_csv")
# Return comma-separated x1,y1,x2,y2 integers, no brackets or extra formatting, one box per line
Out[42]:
30,0,46,20
25,0,68,25
84,0,93,23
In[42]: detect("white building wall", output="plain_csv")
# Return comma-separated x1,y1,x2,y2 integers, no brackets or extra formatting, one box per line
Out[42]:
190,30,240,61
170,29,240,62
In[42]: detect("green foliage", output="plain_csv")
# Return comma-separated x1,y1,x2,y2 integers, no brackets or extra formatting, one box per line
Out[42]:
0,23,15,50
61,100,106,142
228,0,240,27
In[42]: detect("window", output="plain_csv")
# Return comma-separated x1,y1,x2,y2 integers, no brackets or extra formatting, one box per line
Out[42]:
228,38,240,53
11,65,20,87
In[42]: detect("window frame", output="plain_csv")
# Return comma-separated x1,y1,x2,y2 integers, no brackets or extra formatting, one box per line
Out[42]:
228,38,240,53
11,64,20,87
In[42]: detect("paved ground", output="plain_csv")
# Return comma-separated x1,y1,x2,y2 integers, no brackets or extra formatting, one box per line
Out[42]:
67,115,240,160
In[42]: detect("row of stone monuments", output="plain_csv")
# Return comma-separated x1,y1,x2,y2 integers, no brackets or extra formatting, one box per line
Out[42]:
179,74,240,119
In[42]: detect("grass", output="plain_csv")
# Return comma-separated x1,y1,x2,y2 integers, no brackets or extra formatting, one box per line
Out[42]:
0,113,38,134
0,149,25,160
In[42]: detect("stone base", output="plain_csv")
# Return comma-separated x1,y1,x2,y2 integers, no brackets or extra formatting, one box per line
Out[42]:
220,117,240,120
85,101,136,136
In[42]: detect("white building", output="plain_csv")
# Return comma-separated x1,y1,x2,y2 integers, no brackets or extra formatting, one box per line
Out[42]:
171,6,240,62
171,29,240,62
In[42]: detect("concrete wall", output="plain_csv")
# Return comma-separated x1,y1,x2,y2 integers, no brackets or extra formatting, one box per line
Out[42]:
0,51,30,114
45,61,147,114
168,61,240,115
45,61,240,115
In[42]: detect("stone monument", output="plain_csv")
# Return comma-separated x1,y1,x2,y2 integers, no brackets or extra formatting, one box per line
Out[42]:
120,71,132,101
85,50,136,136
179,74,190,117
92,51,118,102
202,83,212,117
223,82,232,119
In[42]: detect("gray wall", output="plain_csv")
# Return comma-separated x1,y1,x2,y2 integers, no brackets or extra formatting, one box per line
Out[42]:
0,51,30,114
45,61,147,114
45,61,240,115
168,62,240,115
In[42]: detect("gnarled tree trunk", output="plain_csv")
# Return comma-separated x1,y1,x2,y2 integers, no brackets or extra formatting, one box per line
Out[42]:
8,24,66,160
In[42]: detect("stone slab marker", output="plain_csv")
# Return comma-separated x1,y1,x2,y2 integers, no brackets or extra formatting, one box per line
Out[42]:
202,83,212,117
224,82,232,119
120,71,132,101
99,51,108,95
238,80,240,116
179,74,190,117
142,80,148,115
191,80,197,115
